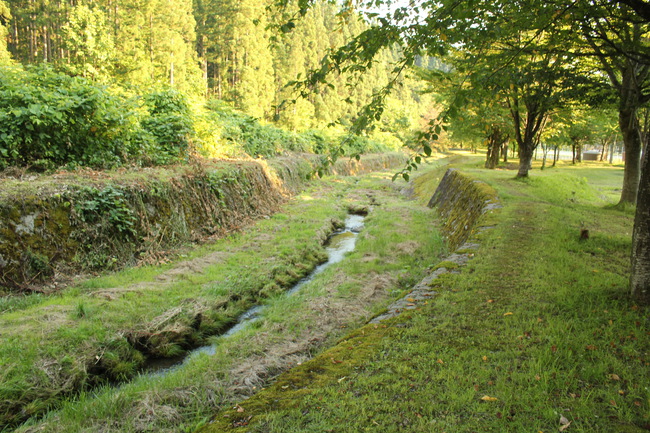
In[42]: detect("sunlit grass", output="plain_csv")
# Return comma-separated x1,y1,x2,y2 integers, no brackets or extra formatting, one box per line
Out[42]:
200,156,648,433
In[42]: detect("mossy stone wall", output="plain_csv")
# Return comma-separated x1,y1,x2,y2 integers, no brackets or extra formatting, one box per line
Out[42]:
0,153,407,291
427,168,500,251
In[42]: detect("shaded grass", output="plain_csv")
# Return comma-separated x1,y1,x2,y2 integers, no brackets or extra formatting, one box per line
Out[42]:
202,156,649,433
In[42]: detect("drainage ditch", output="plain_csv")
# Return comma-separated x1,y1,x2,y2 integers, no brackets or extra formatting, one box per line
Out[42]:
145,213,366,375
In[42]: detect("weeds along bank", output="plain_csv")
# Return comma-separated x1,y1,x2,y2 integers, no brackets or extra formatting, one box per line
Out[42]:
0,153,407,292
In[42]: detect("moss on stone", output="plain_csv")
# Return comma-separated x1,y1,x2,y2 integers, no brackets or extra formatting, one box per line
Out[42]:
427,169,500,251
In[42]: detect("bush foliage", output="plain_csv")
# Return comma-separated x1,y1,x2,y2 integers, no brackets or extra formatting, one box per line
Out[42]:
0,65,139,169
0,65,401,170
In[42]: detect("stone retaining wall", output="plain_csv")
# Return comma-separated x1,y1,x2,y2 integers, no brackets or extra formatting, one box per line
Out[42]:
0,153,407,291
427,168,500,251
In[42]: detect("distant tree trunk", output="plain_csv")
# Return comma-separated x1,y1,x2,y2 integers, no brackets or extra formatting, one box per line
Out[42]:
552,146,559,166
502,144,508,163
630,144,650,304
577,143,582,162
509,96,546,178
541,144,549,170
485,128,506,169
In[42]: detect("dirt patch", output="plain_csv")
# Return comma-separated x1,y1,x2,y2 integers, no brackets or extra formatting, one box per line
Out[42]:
394,240,420,255
155,251,232,283
223,269,394,398
361,272,396,301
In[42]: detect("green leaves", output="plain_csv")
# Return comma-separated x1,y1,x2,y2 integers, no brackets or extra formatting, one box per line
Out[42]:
0,64,138,169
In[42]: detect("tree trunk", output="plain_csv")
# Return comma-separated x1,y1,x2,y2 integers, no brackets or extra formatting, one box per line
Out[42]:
576,143,582,163
619,106,642,204
572,143,577,164
485,129,504,169
517,140,535,177
630,145,650,304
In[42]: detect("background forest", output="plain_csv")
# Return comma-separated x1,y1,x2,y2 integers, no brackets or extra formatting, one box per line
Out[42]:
0,0,434,169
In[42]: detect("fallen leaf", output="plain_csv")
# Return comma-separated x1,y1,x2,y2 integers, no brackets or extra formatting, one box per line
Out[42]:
407,298,416,302
337,376,347,383
634,401,641,407
551,345,558,353
480,395,498,402
503,312,513,316
487,299,495,303
538,318,543,323
235,405,244,413
482,356,488,361
610,400,617,406
585,344,597,351
331,358,343,364
618,390,625,395
535,375,541,381
560,416,570,425
559,421,572,432
437,359,444,364
608,374,621,381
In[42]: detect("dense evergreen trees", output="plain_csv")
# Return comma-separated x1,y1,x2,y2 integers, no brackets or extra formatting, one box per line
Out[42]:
1,0,427,130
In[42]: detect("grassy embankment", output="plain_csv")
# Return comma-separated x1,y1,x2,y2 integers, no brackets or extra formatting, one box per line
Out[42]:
5,158,450,432
202,156,649,433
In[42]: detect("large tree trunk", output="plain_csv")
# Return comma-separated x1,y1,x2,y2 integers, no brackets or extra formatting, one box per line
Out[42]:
516,140,535,177
619,106,642,204
630,145,650,304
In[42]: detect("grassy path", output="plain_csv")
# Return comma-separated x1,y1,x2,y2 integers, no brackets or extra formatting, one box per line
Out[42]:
202,158,649,433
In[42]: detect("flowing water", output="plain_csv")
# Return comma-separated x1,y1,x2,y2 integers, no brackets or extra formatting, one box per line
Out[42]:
146,213,365,375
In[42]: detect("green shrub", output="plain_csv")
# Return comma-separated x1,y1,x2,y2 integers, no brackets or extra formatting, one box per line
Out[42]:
0,64,139,169
141,89,194,162
205,100,312,157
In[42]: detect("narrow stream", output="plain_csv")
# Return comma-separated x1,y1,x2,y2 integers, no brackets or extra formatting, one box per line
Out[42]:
147,213,365,375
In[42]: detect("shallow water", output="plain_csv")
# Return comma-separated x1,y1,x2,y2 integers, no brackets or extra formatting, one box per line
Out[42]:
146,213,365,374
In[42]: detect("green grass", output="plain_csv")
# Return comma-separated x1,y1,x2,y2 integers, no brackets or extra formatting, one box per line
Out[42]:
0,175,344,427
6,165,448,432
199,156,648,433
